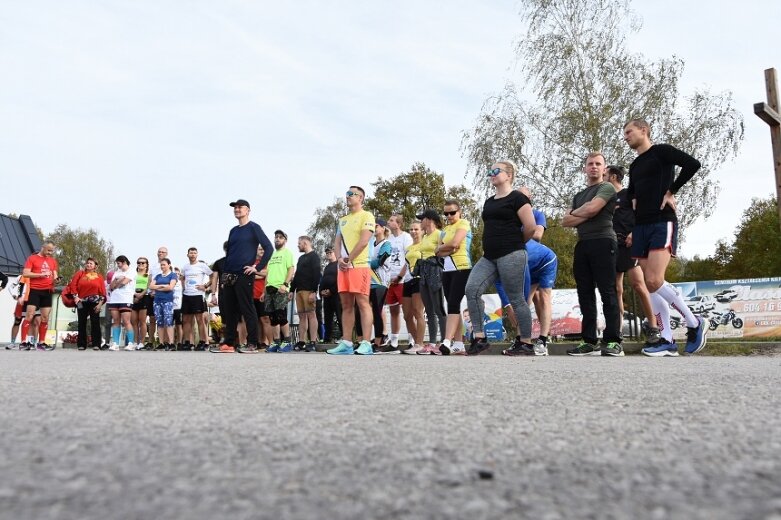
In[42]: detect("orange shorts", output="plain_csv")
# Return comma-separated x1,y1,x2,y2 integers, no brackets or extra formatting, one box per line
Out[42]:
337,267,371,296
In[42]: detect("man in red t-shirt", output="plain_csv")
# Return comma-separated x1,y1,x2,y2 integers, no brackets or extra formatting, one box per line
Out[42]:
21,241,59,348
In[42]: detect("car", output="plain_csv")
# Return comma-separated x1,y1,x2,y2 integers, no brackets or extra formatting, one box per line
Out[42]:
714,289,739,302
685,295,716,313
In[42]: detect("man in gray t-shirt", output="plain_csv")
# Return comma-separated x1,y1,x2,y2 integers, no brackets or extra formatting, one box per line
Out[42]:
562,152,622,356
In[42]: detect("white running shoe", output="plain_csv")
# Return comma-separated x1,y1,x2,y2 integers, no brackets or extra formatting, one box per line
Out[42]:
108,343,120,351
533,339,549,356
124,343,136,351
450,342,466,355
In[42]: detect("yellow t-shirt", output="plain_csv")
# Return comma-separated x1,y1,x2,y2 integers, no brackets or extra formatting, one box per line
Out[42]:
441,219,472,271
338,209,376,268
419,231,440,260
405,242,422,275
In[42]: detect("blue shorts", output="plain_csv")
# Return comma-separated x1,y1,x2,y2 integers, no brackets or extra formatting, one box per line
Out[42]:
631,221,678,258
533,257,558,289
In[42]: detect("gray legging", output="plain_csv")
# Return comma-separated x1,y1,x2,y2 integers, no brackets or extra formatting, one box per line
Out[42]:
419,263,446,343
465,249,531,338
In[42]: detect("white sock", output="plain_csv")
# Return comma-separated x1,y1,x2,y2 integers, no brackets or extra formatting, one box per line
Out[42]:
390,334,399,347
442,338,452,348
655,282,698,327
453,341,464,349
650,292,673,342
341,339,354,347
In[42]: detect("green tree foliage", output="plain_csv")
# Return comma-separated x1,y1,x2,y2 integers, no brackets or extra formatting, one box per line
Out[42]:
45,225,115,282
725,196,781,277
672,197,780,281
461,0,743,237
308,163,485,261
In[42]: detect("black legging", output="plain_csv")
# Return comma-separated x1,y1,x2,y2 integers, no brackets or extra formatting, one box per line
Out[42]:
355,286,388,339
322,294,342,342
77,301,103,348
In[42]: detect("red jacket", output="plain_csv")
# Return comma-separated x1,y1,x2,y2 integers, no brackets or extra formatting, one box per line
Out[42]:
67,270,107,300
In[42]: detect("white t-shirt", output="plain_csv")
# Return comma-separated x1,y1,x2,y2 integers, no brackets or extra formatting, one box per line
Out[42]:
386,231,413,280
182,261,213,297
108,267,136,305
173,278,183,310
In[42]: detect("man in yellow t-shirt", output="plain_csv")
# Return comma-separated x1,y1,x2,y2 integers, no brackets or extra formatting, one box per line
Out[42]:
327,185,376,356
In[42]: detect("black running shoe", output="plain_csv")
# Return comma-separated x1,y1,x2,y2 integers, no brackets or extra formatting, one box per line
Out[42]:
466,337,491,356
502,340,534,356
237,343,260,354
293,341,307,351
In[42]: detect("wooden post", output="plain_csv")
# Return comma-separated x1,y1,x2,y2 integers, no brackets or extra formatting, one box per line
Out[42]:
753,68,781,231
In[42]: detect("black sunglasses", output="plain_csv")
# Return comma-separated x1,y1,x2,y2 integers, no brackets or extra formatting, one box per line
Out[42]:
443,211,458,216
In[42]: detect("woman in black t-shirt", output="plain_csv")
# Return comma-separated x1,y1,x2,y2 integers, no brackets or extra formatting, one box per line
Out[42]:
464,160,537,356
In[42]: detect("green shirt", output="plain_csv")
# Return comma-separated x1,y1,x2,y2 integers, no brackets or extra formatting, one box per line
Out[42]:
135,273,149,292
572,182,617,241
266,248,294,288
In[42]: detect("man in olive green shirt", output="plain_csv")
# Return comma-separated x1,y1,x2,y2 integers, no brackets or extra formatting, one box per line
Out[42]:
562,152,622,356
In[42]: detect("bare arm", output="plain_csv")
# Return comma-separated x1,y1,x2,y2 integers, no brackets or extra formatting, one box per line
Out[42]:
518,205,538,243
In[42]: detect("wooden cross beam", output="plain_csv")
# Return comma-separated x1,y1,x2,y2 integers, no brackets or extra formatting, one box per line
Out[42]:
753,67,781,231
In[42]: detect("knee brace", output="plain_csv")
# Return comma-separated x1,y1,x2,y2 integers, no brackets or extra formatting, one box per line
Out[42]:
13,316,22,326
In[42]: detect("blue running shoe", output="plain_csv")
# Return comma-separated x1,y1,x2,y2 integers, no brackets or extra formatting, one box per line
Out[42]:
684,317,708,355
266,343,280,353
354,340,374,355
277,341,293,353
642,339,679,357
327,340,354,355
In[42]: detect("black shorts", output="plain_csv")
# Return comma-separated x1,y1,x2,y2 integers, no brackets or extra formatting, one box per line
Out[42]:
402,278,420,297
27,289,53,309
173,309,183,325
181,295,207,314
108,303,133,312
132,293,152,312
254,299,269,318
631,221,678,258
616,246,639,273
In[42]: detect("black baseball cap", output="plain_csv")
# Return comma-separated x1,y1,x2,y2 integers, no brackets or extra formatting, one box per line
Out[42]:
416,209,440,221
229,199,250,208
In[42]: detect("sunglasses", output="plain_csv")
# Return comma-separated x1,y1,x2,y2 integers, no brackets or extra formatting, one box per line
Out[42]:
443,211,458,217
346,191,360,197
487,168,506,177
137,261,147,265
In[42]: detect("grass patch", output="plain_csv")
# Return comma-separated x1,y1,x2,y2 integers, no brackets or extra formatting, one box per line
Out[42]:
700,343,756,356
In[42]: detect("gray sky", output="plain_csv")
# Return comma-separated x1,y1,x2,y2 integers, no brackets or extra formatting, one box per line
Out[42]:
2,0,779,267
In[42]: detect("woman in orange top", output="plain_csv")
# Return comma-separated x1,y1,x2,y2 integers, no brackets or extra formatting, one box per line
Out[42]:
65,258,107,350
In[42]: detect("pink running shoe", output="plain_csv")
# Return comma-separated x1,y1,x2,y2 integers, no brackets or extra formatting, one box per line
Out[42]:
415,343,437,355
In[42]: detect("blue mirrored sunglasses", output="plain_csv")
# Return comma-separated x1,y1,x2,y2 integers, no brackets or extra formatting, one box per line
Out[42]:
487,168,504,177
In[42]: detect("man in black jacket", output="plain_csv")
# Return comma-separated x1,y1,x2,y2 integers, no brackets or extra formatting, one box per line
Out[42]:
319,247,341,344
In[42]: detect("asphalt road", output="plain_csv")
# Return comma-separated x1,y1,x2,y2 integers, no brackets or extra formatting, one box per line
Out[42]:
1,350,780,520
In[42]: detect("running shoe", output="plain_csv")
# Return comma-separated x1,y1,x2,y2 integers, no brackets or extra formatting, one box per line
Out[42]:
93,345,101,351
533,338,548,356
304,342,318,352
401,344,422,354
601,342,625,357
684,317,708,355
37,343,54,351
438,343,452,356
108,343,120,351
642,338,679,357
277,341,293,353
375,344,399,354
209,343,235,353
293,341,307,351
645,327,662,344
416,343,438,355
502,339,534,356
125,343,136,351
379,334,390,347
266,343,280,353
466,337,491,356
237,344,260,354
450,342,466,355
566,342,600,356
354,340,374,355
327,340,355,355
6,343,18,350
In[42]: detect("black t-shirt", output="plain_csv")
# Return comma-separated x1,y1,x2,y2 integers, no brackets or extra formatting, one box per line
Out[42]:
320,261,338,294
612,188,634,244
211,257,225,277
291,251,322,292
627,144,700,224
481,190,531,260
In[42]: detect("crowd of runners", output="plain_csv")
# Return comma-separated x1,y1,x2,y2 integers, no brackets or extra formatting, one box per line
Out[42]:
3,118,707,357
